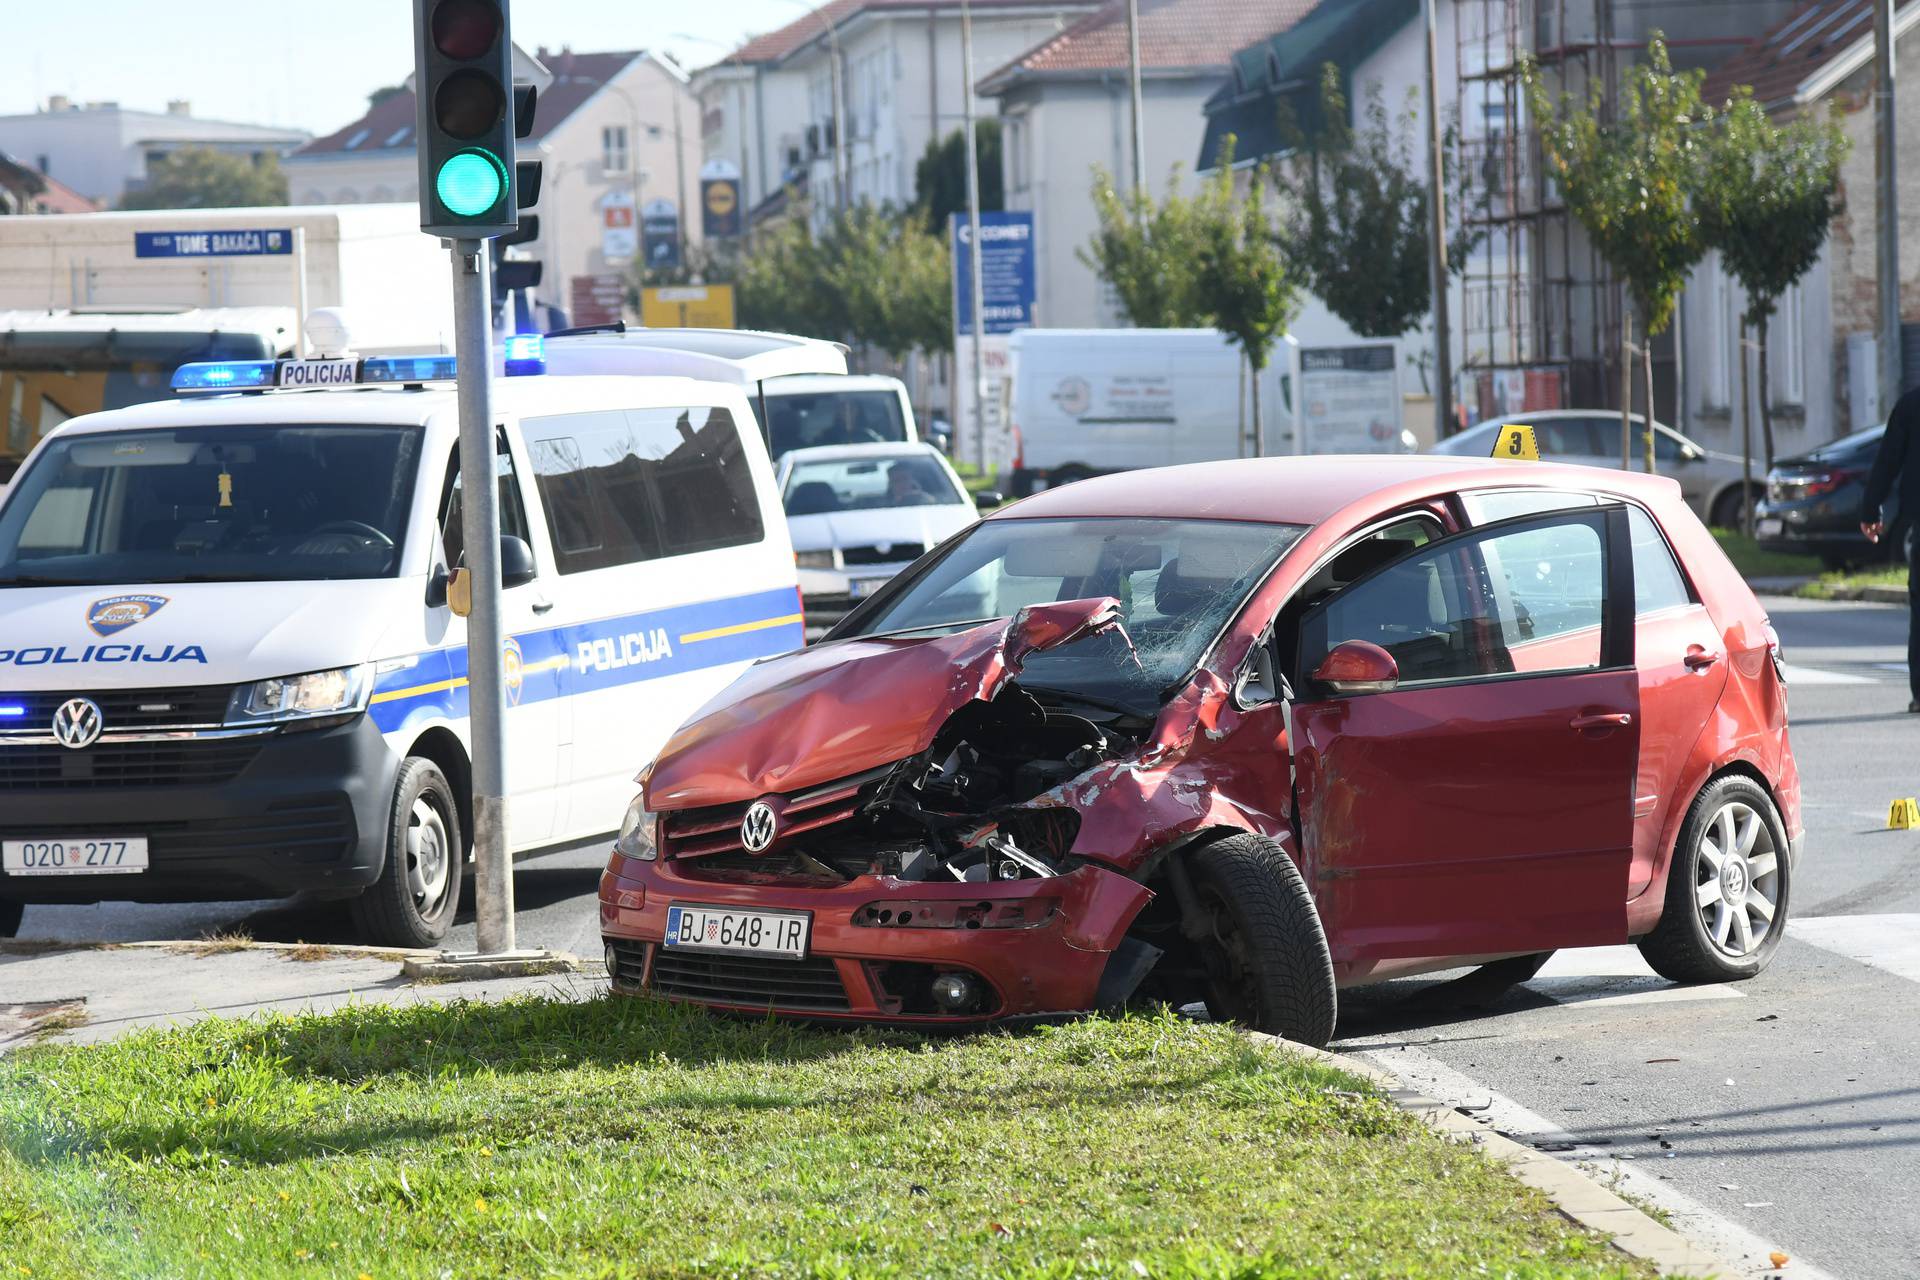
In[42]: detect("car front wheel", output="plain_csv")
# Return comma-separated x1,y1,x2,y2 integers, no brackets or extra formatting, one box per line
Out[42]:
350,758,466,949
1638,775,1790,984
1187,833,1338,1047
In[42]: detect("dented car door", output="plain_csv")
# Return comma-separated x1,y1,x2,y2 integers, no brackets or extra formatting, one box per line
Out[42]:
1288,507,1641,964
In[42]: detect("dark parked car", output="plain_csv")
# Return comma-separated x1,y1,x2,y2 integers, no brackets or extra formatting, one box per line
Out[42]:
1756,426,1913,568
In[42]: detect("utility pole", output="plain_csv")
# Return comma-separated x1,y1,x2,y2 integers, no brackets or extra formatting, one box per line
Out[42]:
961,0,989,471
827,14,848,210
1125,0,1147,199
1424,0,1454,439
1875,0,1902,417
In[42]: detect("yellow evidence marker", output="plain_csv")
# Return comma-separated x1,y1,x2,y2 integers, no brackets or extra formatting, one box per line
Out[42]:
1888,797,1920,830
1491,424,1541,461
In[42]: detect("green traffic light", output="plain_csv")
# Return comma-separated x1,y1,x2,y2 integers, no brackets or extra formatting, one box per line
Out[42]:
437,149,506,218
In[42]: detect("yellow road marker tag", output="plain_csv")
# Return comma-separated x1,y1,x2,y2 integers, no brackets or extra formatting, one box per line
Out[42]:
1888,797,1920,830
1491,424,1540,461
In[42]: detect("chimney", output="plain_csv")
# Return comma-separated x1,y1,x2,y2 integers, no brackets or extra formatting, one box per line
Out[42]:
47,94,70,112
166,100,192,117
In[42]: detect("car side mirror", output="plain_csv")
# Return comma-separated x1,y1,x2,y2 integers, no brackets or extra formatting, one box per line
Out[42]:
1312,640,1400,695
974,490,1006,511
500,535,537,589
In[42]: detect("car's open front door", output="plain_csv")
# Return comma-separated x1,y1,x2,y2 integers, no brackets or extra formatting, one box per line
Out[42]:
1289,506,1640,965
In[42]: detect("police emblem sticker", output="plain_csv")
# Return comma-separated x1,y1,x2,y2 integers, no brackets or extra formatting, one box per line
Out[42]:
86,595,169,637
503,636,526,706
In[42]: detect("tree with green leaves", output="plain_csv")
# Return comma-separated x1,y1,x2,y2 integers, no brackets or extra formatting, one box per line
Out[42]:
1527,35,1709,474
1195,162,1302,456
1078,164,1216,328
1279,66,1479,347
1696,89,1849,514
121,148,289,211
913,121,1002,234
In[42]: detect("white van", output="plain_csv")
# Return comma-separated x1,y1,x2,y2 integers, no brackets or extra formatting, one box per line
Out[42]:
0,349,802,946
760,374,919,459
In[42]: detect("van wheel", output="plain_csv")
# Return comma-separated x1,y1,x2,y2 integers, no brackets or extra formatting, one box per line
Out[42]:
1188,833,1338,1048
0,898,21,940
351,758,465,949
1638,775,1790,984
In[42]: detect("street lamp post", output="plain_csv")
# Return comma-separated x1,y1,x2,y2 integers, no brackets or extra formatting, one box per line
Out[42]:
961,0,988,472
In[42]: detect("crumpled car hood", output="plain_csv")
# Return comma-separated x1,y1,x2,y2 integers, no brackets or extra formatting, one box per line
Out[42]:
645,598,1126,809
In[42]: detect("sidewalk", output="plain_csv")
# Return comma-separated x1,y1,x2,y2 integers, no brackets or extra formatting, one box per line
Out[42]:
0,941,604,1051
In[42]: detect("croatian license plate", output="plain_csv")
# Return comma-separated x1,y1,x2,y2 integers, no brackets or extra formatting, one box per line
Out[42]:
848,577,891,600
1756,518,1784,537
665,903,810,957
2,837,149,877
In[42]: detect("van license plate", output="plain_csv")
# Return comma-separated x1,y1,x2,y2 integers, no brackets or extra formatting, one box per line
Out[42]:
849,577,890,599
3,838,149,876
1756,518,1784,537
665,904,810,958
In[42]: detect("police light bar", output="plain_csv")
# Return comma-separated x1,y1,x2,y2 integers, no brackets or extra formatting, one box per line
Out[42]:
172,349,542,393
503,333,545,377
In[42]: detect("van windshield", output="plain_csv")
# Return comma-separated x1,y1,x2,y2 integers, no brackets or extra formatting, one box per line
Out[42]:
767,390,908,456
0,426,422,585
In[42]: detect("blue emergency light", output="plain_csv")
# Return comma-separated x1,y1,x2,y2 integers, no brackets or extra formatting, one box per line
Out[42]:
171,361,278,392
0,704,27,718
503,333,545,377
359,355,461,384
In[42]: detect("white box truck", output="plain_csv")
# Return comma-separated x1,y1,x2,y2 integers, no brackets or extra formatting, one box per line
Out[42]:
0,205,453,480
1005,328,1415,496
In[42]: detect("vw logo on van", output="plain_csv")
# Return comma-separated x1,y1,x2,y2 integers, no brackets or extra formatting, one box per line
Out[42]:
52,698,104,750
740,801,778,853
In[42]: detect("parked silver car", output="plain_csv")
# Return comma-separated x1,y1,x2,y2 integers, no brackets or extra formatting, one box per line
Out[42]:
1432,410,1758,528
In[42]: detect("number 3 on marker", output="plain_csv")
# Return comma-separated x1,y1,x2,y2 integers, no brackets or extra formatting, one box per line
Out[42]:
1491,424,1539,461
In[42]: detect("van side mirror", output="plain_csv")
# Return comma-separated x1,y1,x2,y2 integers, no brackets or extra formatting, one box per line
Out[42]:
1312,640,1400,695
974,490,1006,511
501,535,537,589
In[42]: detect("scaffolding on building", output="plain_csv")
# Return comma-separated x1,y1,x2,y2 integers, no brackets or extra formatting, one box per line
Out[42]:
1453,0,1623,423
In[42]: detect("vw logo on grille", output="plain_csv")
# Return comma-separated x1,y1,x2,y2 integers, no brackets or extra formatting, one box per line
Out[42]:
740,801,778,853
52,698,104,750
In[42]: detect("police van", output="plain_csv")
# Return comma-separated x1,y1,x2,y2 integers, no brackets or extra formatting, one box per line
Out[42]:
0,341,805,946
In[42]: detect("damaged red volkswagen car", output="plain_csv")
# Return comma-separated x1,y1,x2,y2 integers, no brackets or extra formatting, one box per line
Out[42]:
599,457,1801,1046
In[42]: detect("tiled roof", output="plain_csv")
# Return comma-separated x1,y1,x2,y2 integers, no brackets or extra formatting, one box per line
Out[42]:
293,50,643,157
981,0,1317,90
722,0,1097,66
1702,0,1916,109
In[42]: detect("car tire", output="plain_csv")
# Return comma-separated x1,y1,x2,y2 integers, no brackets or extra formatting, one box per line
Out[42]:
349,758,465,949
1710,488,1755,532
1187,833,1338,1048
1637,775,1790,985
0,897,21,940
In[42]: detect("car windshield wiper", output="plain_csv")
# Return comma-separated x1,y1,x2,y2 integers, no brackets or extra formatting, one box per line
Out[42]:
0,573,96,587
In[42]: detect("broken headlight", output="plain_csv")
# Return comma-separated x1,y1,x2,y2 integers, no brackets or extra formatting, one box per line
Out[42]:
613,796,658,861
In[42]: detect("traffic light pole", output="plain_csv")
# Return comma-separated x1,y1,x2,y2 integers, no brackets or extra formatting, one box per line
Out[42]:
450,239,516,957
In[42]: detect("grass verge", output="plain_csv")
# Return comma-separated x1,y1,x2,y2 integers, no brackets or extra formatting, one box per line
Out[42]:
1793,564,1909,599
0,998,1650,1279
1708,528,1820,579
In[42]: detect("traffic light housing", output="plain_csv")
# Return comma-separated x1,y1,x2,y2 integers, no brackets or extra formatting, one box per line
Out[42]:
413,0,538,238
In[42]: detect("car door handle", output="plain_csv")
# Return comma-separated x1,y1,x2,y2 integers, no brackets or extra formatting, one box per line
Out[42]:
530,598,555,615
1683,647,1720,671
1570,712,1633,731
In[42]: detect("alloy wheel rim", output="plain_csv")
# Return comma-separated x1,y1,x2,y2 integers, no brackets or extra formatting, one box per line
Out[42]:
406,796,452,918
1693,800,1780,958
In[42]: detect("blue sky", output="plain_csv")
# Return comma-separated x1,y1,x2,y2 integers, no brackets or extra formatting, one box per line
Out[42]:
4,1,808,134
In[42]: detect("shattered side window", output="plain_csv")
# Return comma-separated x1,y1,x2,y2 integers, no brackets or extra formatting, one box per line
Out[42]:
852,516,1308,710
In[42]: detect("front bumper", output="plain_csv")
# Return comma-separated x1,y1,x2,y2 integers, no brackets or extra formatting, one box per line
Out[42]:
598,852,1152,1025
0,715,397,905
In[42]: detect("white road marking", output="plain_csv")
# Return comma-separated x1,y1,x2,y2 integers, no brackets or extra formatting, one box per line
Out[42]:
1533,944,1745,1007
1355,1042,1842,1280
1777,662,1878,685
1787,914,1920,984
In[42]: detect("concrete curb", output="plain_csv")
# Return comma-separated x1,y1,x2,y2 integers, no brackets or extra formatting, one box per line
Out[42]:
401,950,581,982
0,938,432,961
1243,1033,1740,1280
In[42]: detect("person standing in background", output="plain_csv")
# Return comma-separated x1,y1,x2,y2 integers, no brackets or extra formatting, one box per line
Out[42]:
1861,389,1919,712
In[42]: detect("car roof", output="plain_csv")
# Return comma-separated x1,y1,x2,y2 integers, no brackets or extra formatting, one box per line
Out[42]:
992,455,1684,528
781,442,943,465
763,373,906,394
38,374,739,436
542,327,848,384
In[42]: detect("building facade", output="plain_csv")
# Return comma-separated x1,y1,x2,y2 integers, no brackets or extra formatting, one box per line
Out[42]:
0,98,308,207
285,47,702,324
